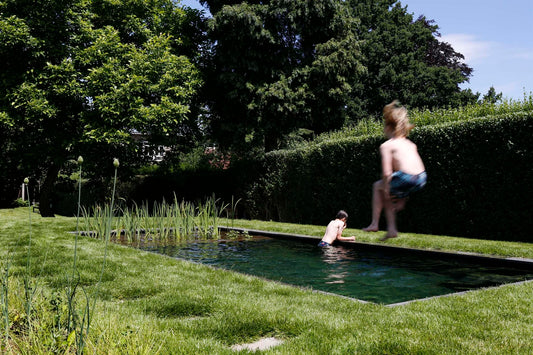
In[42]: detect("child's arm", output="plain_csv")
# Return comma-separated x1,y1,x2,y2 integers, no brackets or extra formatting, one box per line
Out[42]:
336,222,355,241
380,142,393,198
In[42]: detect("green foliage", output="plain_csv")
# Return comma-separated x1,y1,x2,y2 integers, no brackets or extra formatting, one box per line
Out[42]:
205,0,477,154
0,0,204,212
82,195,227,241
206,0,366,153
11,198,29,208
243,107,533,242
353,1,478,113
303,95,533,145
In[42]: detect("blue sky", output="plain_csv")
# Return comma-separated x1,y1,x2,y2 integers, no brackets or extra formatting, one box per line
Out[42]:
181,0,532,101
404,0,533,101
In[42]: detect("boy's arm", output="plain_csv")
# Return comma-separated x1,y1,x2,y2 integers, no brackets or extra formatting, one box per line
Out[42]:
337,235,355,241
380,142,393,198
336,223,355,241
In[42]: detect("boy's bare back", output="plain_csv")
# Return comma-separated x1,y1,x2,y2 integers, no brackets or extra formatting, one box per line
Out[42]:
380,137,425,176
321,219,345,244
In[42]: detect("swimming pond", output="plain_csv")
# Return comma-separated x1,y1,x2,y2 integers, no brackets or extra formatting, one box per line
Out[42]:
122,234,533,305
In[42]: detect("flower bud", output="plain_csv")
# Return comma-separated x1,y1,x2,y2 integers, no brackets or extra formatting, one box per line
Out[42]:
113,158,120,168
24,177,29,185
77,156,84,165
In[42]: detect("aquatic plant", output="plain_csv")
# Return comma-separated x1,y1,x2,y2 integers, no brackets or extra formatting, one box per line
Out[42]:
227,196,242,228
82,194,229,242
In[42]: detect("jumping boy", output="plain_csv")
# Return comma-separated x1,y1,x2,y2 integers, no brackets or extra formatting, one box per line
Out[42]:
318,210,356,247
362,101,427,240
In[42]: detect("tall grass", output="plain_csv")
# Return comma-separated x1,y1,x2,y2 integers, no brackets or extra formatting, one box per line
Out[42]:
81,195,228,243
87,158,120,342
226,196,242,228
64,156,92,354
22,178,37,334
0,257,9,344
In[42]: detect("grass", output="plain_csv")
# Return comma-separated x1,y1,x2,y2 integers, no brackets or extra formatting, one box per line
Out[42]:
1,207,533,354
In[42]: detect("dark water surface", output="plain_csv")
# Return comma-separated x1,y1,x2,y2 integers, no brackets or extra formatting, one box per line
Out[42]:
124,236,533,304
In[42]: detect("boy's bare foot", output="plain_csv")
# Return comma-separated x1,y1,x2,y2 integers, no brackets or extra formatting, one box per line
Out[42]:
379,233,397,241
362,225,378,232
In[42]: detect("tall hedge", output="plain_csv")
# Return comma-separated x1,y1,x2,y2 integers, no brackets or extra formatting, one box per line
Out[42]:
243,112,533,242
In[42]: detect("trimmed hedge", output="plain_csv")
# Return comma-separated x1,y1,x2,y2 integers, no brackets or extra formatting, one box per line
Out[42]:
243,112,533,242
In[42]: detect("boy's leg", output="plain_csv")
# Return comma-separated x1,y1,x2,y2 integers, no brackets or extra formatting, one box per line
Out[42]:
381,200,398,240
363,180,384,232
392,197,407,212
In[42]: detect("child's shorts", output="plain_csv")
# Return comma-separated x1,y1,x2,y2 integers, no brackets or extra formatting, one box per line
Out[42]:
318,240,331,247
390,171,427,199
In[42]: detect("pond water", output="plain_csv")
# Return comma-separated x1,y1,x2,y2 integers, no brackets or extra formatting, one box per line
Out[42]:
122,235,533,304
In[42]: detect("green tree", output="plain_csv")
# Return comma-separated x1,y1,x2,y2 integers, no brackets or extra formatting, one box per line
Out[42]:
203,0,477,154
0,0,203,215
204,0,365,153
348,0,478,116
481,86,503,104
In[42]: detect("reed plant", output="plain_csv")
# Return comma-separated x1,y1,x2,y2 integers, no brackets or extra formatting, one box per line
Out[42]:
81,194,228,243
195,195,226,238
154,200,173,240
81,204,110,238
176,197,196,237
226,196,242,228
120,202,141,242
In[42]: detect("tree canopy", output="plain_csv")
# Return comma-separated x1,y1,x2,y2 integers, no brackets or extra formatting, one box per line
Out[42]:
203,0,366,153
202,0,478,154
0,0,204,215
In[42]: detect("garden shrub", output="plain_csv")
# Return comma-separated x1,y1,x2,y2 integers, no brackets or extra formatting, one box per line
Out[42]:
243,112,533,242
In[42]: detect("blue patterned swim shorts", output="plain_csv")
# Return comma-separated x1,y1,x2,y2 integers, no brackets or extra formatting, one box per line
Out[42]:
318,240,331,247
390,171,427,198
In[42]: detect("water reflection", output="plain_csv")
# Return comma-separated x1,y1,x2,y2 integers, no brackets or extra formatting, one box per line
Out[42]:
320,245,356,284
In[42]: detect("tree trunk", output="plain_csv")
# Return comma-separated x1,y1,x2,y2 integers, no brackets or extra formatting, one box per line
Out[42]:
39,162,61,217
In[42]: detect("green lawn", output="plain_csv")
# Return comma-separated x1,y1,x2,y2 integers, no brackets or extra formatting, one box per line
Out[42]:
1,207,532,354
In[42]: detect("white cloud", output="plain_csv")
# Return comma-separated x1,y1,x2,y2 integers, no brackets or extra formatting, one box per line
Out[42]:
440,34,494,62
512,51,533,60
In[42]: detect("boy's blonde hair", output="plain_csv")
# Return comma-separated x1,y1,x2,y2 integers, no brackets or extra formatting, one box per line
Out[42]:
383,100,414,137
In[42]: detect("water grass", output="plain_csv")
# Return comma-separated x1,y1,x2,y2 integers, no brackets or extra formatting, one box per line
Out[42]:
81,195,228,243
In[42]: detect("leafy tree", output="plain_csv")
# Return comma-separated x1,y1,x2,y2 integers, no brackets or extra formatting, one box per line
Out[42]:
348,0,478,116
482,86,503,104
203,0,477,154
0,0,203,215
204,0,365,153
